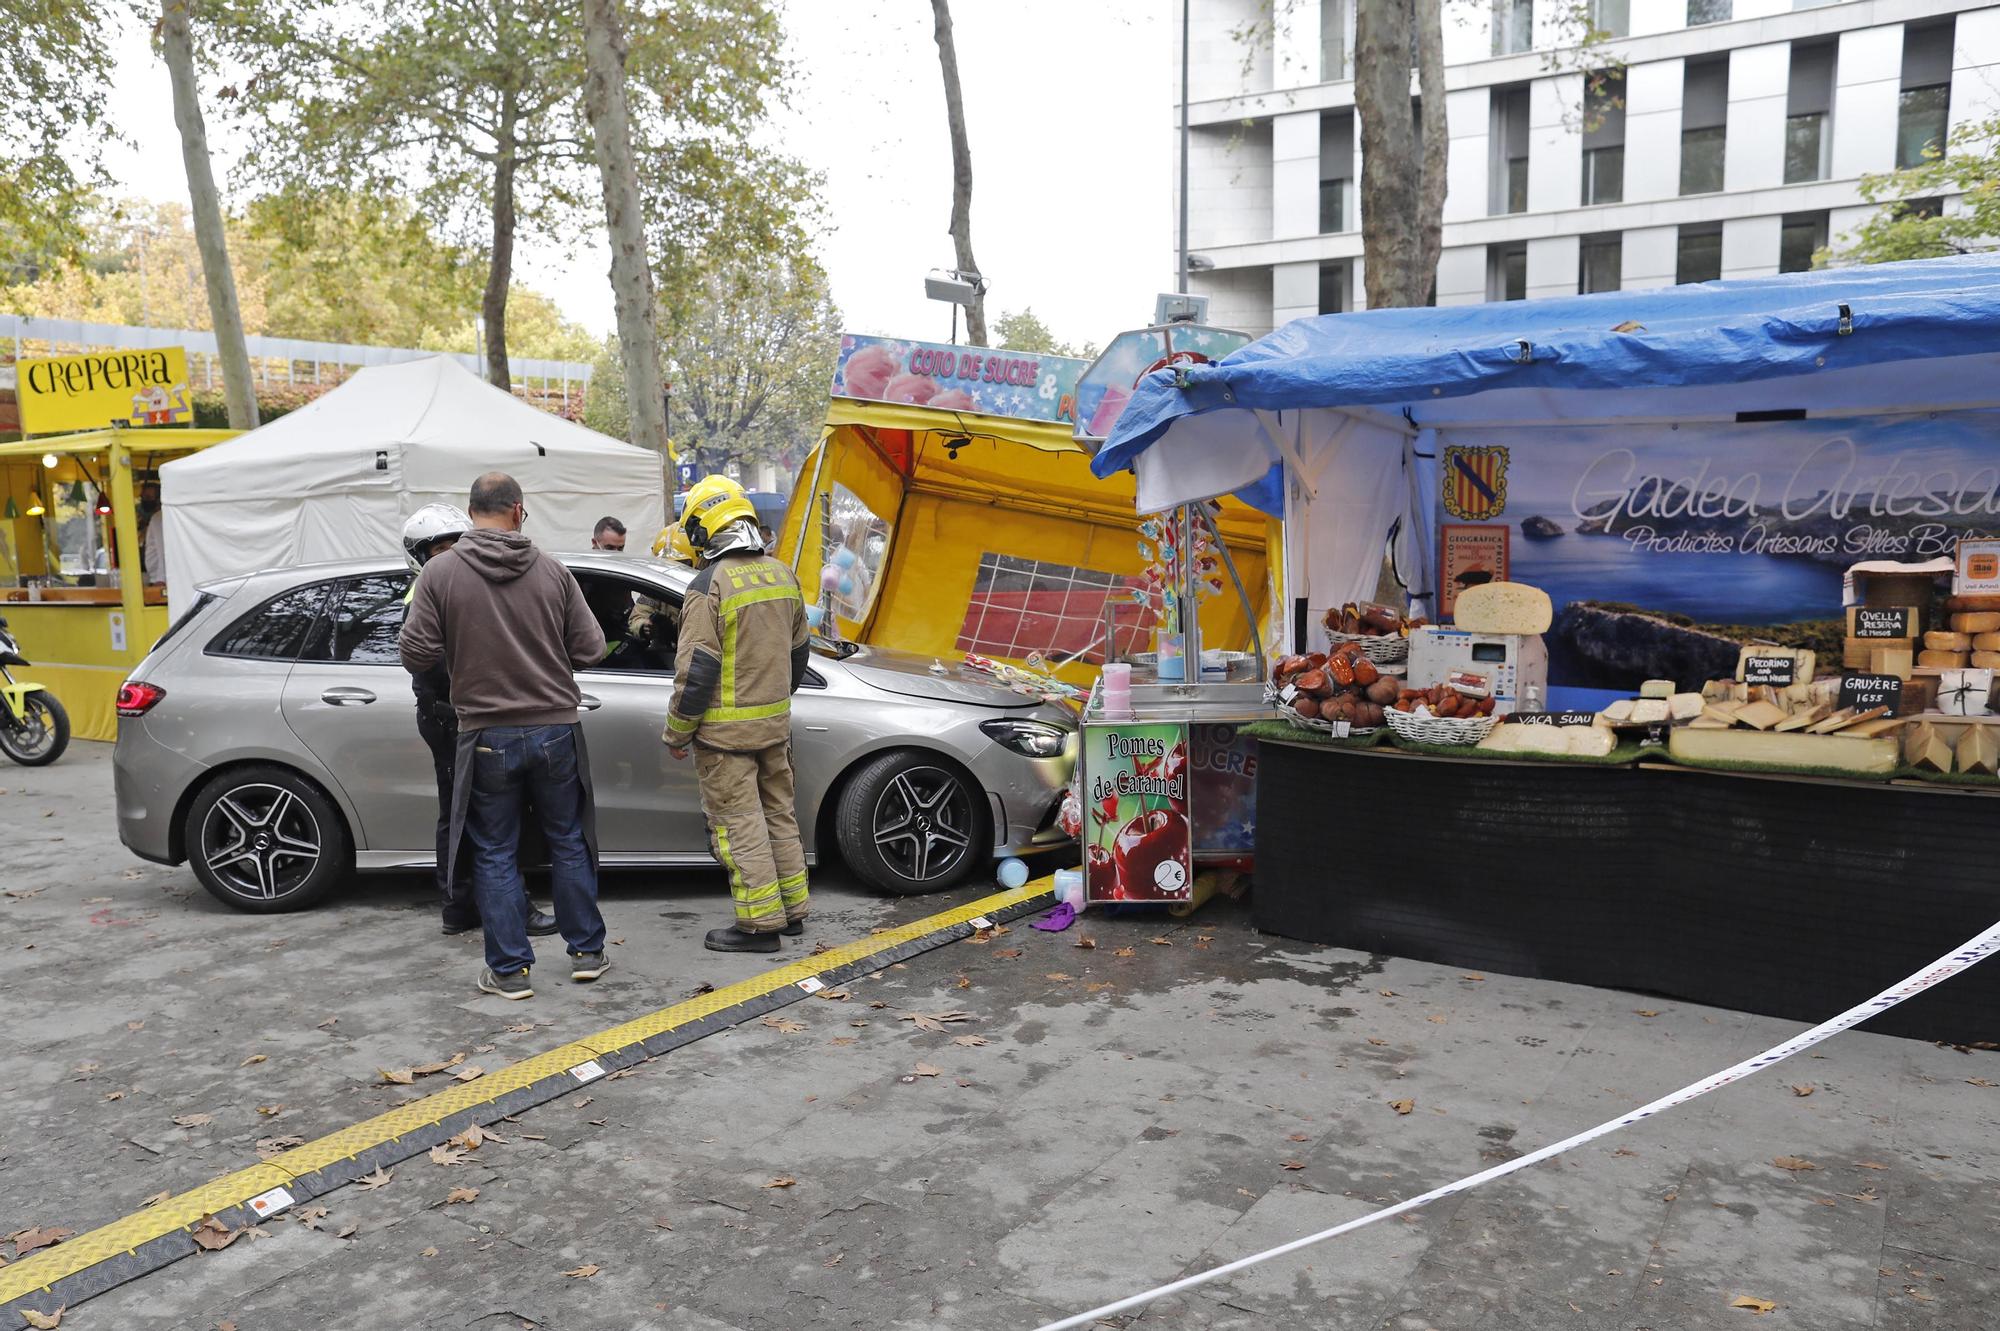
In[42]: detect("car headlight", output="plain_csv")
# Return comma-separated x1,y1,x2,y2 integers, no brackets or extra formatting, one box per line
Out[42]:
980,718,1071,758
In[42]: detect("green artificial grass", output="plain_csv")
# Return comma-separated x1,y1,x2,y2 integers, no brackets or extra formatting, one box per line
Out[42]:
1653,750,1897,783
1890,764,2000,789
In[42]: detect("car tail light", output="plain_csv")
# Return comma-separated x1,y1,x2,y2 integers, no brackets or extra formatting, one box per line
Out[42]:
117,681,167,717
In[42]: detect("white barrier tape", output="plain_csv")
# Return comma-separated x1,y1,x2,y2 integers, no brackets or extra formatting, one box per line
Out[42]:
1032,918,2000,1331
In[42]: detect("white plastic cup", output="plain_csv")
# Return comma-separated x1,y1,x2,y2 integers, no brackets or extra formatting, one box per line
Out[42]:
1053,868,1085,908
1101,663,1132,692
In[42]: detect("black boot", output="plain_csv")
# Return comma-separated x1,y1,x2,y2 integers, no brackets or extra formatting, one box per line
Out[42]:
526,907,559,937
782,919,806,937
704,926,781,954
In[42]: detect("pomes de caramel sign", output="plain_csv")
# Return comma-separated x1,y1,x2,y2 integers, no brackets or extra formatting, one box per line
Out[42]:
19,347,191,433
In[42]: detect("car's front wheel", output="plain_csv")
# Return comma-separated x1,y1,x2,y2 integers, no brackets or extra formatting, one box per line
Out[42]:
835,750,988,895
185,765,350,912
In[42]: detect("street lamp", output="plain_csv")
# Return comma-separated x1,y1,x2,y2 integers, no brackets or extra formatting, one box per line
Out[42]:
924,268,985,342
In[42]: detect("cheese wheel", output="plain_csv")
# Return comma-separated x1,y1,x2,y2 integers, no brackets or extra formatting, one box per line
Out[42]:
1925,630,1973,651
1452,581,1553,635
1974,632,2000,652
1919,649,1970,668
1972,651,2000,671
1952,612,2000,634
1948,594,2000,614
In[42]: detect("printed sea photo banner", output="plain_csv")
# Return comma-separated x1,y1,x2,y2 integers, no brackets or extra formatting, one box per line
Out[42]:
1436,411,2000,687
829,333,1088,425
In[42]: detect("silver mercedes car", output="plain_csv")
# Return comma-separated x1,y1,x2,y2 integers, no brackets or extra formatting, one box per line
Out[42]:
113,552,1075,912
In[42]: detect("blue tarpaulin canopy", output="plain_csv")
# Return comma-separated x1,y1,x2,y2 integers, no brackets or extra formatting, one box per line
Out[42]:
1094,254,2000,523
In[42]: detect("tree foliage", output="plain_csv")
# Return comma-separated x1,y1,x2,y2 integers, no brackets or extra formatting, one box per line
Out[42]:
1823,119,2000,266
220,0,802,384
993,308,1096,360
0,0,117,267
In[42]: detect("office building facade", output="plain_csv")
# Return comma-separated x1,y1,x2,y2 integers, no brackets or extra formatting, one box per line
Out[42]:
1177,0,2000,334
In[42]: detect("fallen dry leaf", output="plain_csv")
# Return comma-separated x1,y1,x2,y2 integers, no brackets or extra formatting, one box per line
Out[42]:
429,1145,465,1166
1083,980,1115,993
505,1022,536,1034
256,1104,284,1117
954,976,972,990
564,1264,601,1279
762,1015,807,1034
814,989,850,1001
140,1191,170,1208
1854,1161,1889,1170
1791,1084,1815,1097
191,1215,239,1252
103,1091,125,1102
1635,1009,1660,1018
1730,1295,1778,1314
1043,972,1072,982
336,1223,359,1239
19,1306,64,1328
1073,937,1096,950
899,1010,973,1033
1288,1133,1310,1142
1280,1160,1305,1171
12,1227,75,1256
762,1176,797,1189
994,947,1023,958
1969,1077,1998,1088
1426,1015,1447,1024
421,1246,440,1258
217,1321,236,1331
411,1053,465,1077
1378,989,1396,997
239,1054,267,1067
1149,937,1173,947
317,1016,339,1029
830,1036,858,1047
867,1000,889,1009
255,1135,305,1160
355,1167,394,1191
172,1112,214,1128
1366,1038,1389,1047
951,1034,989,1047
912,1062,942,1078
127,1021,145,1032
454,1125,502,1149
376,1067,415,1086
1772,1156,1818,1172
446,1187,479,1205
654,1217,673,1230
295,1207,328,1231
1388,1099,1415,1115
450,1065,484,1083
1112,947,1135,958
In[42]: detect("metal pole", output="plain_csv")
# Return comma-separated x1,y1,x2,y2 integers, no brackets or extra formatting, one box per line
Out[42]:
1178,0,1191,293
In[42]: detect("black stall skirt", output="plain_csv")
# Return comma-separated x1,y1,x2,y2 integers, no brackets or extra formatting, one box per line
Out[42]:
1253,738,2000,1044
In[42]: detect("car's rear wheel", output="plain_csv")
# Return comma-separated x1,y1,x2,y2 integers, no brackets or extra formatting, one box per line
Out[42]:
185,765,350,912
835,750,988,896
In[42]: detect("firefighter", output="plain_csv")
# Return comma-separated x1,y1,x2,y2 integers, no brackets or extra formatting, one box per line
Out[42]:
661,476,811,953
401,505,556,939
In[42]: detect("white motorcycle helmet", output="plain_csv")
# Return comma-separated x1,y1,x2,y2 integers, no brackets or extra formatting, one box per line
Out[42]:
402,503,471,570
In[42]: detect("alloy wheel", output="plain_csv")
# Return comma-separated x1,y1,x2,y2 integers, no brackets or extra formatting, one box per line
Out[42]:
0,695,56,762
871,766,974,884
200,783,323,900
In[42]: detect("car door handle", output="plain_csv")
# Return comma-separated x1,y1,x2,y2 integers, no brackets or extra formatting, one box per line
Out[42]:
579,693,603,711
320,687,377,705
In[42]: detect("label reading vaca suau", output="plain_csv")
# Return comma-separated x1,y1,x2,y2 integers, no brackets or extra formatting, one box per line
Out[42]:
1507,711,1601,727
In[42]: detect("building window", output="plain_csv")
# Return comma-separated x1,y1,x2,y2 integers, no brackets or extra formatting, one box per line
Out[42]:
1676,225,1722,284
1779,212,1828,273
1320,0,1355,81
1318,262,1350,315
1897,21,1955,169
1492,0,1533,56
1679,57,1728,196
1588,0,1629,38
1579,232,1623,293
1489,85,1530,215
1687,0,1731,25
1487,243,1527,301
1319,110,1354,233
1582,69,1625,205
1784,41,1836,184
1791,0,1834,8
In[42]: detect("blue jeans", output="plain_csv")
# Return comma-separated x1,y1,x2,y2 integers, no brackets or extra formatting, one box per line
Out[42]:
466,724,605,974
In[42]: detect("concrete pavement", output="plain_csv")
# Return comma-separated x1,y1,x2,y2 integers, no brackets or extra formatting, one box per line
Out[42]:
2,742,1997,1328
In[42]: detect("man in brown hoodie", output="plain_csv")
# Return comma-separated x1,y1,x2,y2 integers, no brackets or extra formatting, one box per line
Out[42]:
400,472,610,1000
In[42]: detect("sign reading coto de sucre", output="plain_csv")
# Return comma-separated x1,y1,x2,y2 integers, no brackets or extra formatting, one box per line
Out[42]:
18,347,192,434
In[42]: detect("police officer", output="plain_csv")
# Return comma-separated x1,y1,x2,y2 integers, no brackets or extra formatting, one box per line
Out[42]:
661,477,811,953
401,505,556,938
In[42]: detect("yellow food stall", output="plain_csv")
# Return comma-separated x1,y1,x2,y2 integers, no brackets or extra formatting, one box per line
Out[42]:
0,428,237,740
779,334,1276,689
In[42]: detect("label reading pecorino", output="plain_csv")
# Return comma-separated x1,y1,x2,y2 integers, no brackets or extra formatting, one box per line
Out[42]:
1742,655,1797,687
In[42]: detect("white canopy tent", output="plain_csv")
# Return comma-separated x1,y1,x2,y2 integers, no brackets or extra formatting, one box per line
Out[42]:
160,356,666,616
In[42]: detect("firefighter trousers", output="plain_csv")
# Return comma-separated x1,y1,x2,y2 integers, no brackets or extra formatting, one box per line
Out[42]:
694,743,809,932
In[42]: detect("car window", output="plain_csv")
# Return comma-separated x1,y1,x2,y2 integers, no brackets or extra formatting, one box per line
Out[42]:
305,573,413,665
571,569,678,675
207,582,332,660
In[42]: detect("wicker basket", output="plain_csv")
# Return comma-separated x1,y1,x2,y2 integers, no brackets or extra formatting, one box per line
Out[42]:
1266,684,1378,738
1327,631,1410,664
1384,708,1498,746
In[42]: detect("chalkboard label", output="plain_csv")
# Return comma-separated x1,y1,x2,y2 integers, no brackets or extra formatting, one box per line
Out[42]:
1508,711,1600,727
1838,672,1903,713
1743,655,1797,687
1850,607,1913,639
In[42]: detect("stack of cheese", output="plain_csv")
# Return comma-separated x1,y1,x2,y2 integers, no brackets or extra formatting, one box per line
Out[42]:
1597,678,1705,728
1477,721,1617,758
1921,610,2000,671
1902,718,2000,777
1667,646,1902,775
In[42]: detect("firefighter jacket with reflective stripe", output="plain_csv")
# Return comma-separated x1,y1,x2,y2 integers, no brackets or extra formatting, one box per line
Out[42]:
665,552,809,752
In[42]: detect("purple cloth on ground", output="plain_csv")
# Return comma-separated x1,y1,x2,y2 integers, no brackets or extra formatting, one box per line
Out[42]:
1030,901,1077,932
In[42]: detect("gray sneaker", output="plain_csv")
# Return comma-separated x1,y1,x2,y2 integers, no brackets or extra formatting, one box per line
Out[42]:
571,952,610,982
478,966,533,1000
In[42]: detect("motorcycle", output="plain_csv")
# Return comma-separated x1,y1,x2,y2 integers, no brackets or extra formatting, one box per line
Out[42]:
0,614,70,766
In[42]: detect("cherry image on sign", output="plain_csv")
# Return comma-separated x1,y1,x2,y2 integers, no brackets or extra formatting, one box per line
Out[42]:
1080,721,1192,903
